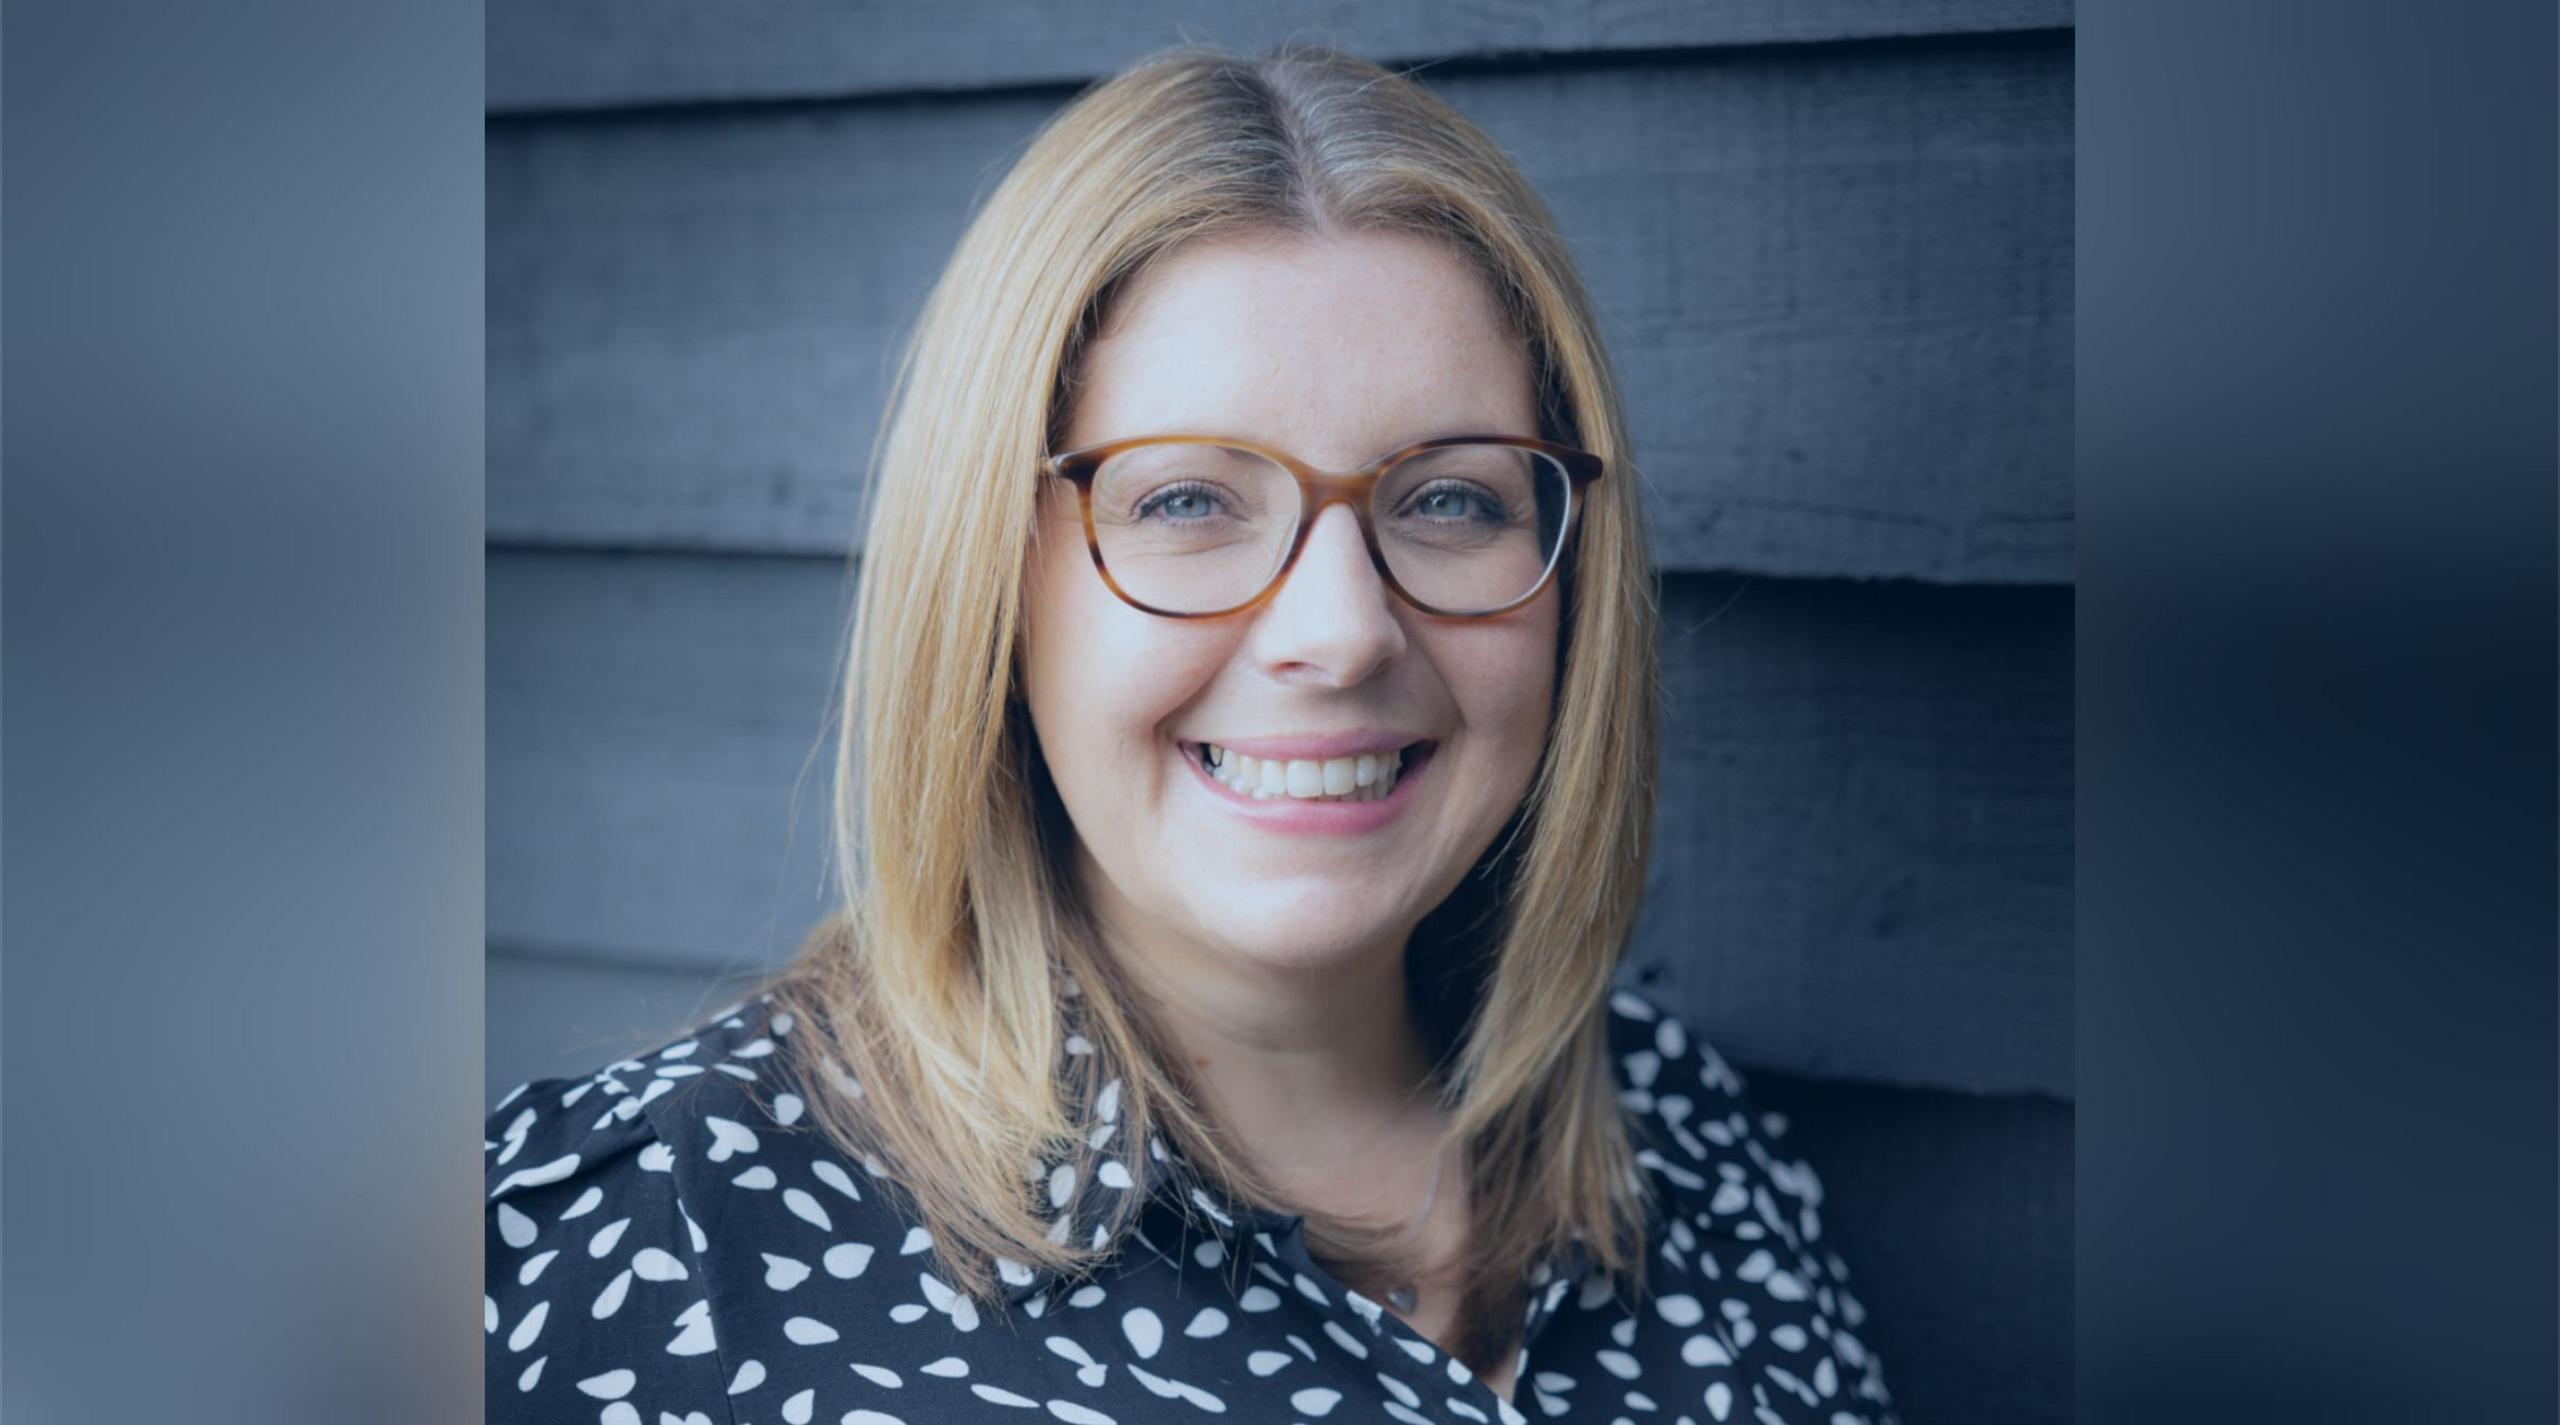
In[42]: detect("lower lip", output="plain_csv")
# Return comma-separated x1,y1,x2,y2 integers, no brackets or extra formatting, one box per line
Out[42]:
1181,743,1432,836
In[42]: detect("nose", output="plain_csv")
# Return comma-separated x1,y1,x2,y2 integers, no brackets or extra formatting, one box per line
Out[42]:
1245,501,1406,686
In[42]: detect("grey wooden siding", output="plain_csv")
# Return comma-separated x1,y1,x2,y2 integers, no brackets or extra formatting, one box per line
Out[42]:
1750,1069,2073,1425
491,0,2075,113
487,946,776,1097
488,14,2072,1421
490,36,2072,582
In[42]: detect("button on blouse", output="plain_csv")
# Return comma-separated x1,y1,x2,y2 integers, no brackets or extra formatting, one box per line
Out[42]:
484,987,1900,1424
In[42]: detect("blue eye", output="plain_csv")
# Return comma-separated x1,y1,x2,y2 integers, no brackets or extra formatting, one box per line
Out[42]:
1135,482,1224,521
1405,482,1507,524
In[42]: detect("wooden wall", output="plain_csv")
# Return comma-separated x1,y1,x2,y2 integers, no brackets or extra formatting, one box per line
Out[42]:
487,8,2072,1420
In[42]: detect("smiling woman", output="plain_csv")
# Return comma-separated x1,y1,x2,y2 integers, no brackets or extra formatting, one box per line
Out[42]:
486,41,1899,1425
1026,231,1570,981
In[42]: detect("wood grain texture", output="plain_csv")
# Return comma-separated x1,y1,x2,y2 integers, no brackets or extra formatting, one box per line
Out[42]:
491,0,2074,113
489,551,2070,1096
486,947,776,1112
487,551,850,973
1746,1067,2072,1425
1635,575,2073,1097
489,37,2073,582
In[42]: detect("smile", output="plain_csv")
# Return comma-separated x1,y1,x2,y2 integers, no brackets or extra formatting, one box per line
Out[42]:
1176,738,1436,830
1196,743,1411,802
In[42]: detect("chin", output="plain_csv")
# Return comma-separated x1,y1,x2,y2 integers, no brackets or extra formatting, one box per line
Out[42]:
1186,888,1418,971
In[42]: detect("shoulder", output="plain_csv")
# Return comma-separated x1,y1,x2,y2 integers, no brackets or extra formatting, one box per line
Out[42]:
487,995,830,1221
521,992,926,1265
1599,983,1900,1420
488,992,904,1236
486,1048,730,1418
1601,981,1756,1140
487,993,790,1159
1602,982,1821,1238
1601,985,1834,1297
485,994,895,1422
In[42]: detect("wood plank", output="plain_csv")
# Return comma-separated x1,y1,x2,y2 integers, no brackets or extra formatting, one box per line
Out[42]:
1636,575,2073,1097
491,1,2074,114
1744,1069,2072,1425
490,551,2069,1096
487,551,849,971
490,37,2072,582
486,946,776,1111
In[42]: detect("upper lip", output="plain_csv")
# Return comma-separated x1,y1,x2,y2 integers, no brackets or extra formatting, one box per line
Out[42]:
1187,731,1431,760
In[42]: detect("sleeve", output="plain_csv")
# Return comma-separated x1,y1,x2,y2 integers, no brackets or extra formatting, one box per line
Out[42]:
486,1073,740,1425
1612,992,1902,1425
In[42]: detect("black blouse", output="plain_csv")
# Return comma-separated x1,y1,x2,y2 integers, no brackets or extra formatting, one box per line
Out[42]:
484,986,1899,1424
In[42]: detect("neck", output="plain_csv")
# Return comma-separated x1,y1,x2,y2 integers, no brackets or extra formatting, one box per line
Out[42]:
1081,874,1444,1216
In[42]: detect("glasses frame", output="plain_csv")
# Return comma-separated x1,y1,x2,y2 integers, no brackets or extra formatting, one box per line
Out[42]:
1039,433,1606,619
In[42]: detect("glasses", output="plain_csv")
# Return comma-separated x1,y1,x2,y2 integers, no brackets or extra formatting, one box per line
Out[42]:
1040,434,1605,618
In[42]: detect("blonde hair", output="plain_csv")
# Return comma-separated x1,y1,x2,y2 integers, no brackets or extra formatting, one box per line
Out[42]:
758,41,1661,1371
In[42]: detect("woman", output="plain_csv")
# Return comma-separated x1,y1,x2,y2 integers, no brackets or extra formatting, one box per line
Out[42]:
486,43,1899,1425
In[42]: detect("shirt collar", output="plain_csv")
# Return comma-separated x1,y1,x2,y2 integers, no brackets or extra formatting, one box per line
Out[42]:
998,1123,1615,1341
995,1004,1626,1329
998,1125,1272,1306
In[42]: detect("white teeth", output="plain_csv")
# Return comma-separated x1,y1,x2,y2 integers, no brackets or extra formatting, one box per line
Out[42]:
1200,745,1406,803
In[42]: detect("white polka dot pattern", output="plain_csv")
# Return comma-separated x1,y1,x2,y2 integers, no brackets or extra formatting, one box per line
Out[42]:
485,988,1900,1423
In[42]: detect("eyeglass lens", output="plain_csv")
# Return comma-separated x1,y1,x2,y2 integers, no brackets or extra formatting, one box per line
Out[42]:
1084,443,1571,614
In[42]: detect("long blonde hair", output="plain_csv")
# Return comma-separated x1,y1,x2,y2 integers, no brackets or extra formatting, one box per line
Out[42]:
759,41,1661,1371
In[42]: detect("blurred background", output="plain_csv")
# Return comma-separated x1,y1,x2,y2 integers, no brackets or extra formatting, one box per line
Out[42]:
487,7,2072,1420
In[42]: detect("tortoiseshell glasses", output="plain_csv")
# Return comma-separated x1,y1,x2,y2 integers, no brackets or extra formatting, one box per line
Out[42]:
1040,434,1605,619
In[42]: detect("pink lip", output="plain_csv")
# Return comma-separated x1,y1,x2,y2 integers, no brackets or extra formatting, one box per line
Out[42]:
1179,740,1433,836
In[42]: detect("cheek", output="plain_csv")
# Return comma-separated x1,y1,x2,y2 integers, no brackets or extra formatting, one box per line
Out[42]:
1020,524,1227,794
1441,604,1561,772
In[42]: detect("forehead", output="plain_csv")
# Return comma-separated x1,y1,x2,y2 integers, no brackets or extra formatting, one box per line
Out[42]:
1061,229,1539,465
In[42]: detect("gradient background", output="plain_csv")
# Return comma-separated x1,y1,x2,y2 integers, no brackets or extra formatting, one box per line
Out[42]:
3,2,2552,1423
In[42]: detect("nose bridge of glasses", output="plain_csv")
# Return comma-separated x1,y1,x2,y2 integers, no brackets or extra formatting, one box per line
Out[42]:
1299,450,1413,523
1298,462,1386,505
